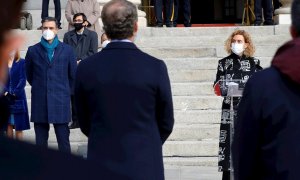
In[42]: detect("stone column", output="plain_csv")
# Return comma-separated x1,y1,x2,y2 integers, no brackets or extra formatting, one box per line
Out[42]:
97,0,147,27
274,0,292,25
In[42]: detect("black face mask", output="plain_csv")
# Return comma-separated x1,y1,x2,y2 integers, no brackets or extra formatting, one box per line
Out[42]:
74,23,83,31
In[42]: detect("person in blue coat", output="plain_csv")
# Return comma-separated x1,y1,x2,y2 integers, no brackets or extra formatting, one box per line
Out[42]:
75,0,174,179
232,0,300,179
25,17,77,153
4,50,30,139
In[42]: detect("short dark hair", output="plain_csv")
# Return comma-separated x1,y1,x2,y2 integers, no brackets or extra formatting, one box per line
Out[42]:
73,13,88,22
292,0,300,36
41,17,59,28
101,0,138,40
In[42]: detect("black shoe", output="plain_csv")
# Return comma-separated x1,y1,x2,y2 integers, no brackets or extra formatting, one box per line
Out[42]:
68,121,79,129
37,26,42,30
184,23,192,27
58,26,62,29
263,21,274,26
155,23,163,27
253,22,262,26
166,24,174,27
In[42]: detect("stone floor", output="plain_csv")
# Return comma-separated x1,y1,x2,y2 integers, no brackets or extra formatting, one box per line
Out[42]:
165,166,221,180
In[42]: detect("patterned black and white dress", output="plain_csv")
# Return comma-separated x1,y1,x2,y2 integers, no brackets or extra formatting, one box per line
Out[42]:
214,53,262,172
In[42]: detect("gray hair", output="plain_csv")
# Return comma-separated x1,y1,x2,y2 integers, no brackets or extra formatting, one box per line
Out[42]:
101,0,138,40
292,0,300,36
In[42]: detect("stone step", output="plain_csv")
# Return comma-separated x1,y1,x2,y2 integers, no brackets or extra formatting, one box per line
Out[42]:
23,123,220,143
164,140,218,157
25,96,223,112
135,35,290,48
59,140,219,158
171,82,214,96
168,124,220,141
174,110,221,124
164,157,218,167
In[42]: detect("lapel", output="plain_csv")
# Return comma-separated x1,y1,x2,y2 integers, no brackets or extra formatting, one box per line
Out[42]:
51,43,63,64
71,31,78,45
37,43,50,65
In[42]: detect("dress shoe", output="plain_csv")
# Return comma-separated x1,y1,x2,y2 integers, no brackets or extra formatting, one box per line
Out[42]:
263,21,274,26
155,24,163,27
37,26,42,30
166,24,174,27
68,121,79,129
253,22,262,26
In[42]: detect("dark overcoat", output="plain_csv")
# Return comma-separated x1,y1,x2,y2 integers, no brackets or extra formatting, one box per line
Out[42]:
75,42,174,180
25,42,76,124
63,28,98,61
5,59,30,130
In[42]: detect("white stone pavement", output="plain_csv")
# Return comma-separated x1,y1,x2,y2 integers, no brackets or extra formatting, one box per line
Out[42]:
165,166,221,180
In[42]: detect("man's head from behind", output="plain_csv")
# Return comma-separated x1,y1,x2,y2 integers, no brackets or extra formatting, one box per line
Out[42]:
291,0,300,38
101,0,138,40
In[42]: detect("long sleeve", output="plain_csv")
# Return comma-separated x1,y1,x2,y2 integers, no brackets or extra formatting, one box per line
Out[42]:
86,0,101,26
25,48,33,86
232,76,262,180
156,61,174,144
74,63,90,137
12,60,26,97
214,59,225,86
65,0,73,24
68,48,77,95
81,32,98,60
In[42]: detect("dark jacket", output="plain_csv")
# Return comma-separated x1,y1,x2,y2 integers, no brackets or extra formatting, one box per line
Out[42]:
4,59,30,130
25,42,77,124
63,28,98,61
0,136,96,180
75,42,174,180
233,38,300,180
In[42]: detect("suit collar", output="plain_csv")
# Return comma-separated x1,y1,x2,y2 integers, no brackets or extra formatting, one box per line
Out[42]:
104,41,138,50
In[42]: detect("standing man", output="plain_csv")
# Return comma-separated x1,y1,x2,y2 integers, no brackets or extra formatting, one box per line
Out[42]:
173,0,191,27
40,0,62,29
75,0,174,179
154,0,174,27
233,0,300,179
25,17,77,153
254,0,274,25
63,13,98,129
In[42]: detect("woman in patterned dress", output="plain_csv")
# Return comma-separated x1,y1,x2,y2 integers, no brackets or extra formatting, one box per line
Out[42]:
213,29,262,180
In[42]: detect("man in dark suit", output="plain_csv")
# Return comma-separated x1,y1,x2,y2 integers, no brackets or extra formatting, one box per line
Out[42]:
232,0,300,179
254,0,274,25
63,13,98,129
25,17,77,153
173,0,191,27
154,0,174,27
75,0,174,179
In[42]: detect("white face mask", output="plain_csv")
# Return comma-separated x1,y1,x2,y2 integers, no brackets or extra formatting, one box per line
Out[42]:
231,43,245,55
42,29,55,41
101,40,110,48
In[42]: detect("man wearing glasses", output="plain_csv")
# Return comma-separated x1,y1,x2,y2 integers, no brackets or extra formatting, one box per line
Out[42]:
63,13,98,129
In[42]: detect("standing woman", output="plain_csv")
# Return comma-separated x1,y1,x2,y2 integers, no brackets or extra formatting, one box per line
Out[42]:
213,29,262,180
65,0,101,45
4,50,30,140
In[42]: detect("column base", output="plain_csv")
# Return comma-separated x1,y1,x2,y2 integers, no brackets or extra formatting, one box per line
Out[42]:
274,14,291,25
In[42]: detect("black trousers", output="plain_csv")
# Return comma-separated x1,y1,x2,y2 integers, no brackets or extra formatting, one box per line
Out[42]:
34,122,71,153
174,0,191,26
222,171,230,180
42,0,61,25
254,0,273,24
71,95,78,124
154,0,174,25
